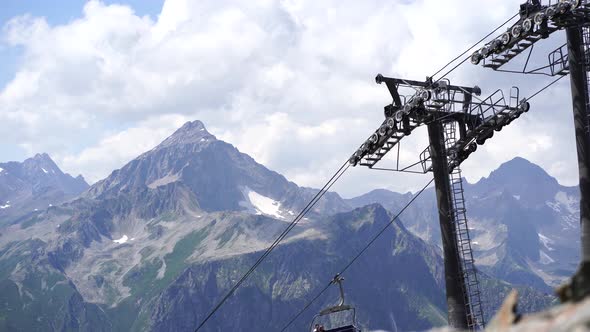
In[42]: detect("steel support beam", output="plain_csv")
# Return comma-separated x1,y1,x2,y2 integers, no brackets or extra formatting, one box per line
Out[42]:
567,26,590,263
558,26,590,302
427,121,469,329
566,26,590,298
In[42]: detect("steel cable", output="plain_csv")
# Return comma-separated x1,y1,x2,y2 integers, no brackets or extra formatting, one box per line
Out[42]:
280,177,435,331
194,161,350,331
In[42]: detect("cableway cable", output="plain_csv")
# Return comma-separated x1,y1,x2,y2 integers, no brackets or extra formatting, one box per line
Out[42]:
280,177,435,331
276,18,546,324
526,74,567,101
195,9,562,332
431,13,520,80
279,9,565,332
194,161,350,331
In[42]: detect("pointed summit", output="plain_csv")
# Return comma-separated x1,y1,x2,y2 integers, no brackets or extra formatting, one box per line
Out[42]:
488,157,558,187
23,153,62,176
472,157,562,205
29,153,51,168
157,120,216,149
179,120,206,131
32,152,52,161
0,153,89,224
86,119,348,214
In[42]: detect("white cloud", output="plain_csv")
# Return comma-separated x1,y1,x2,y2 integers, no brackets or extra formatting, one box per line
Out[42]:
0,0,581,195
58,114,188,182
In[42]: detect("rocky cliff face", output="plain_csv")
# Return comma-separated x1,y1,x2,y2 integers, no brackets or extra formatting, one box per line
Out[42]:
143,205,449,332
0,153,88,225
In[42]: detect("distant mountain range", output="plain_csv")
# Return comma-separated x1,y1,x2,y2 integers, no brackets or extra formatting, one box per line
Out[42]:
347,157,580,292
0,153,88,225
0,121,566,331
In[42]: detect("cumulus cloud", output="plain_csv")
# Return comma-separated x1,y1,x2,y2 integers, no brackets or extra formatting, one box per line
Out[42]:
58,114,189,182
0,0,581,196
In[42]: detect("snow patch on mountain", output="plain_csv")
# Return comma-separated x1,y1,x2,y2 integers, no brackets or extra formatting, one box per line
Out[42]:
538,233,555,251
562,214,579,230
547,192,579,214
513,195,521,200
0,167,3,173
113,235,129,244
546,201,560,212
240,188,284,219
0,203,10,209
246,189,283,219
555,191,578,214
539,250,555,265
156,260,167,279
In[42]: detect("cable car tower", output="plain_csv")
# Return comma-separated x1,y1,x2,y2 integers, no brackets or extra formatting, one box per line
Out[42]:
195,2,590,332
471,0,590,300
349,74,530,329
348,0,590,329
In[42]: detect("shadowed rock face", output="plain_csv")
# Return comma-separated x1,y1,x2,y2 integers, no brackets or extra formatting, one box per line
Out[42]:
0,153,89,225
145,205,450,332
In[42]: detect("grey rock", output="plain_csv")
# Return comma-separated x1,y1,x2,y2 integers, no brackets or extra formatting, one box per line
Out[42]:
0,153,89,225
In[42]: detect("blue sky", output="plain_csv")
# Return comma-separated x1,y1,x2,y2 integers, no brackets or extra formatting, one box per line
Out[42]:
0,0,163,24
0,1,164,162
0,0,579,197
0,1,163,88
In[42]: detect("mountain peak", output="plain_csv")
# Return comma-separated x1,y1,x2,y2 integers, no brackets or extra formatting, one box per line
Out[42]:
179,120,206,132
32,152,52,161
31,153,58,167
472,157,560,201
0,153,89,223
490,157,557,184
157,120,216,148
24,153,61,175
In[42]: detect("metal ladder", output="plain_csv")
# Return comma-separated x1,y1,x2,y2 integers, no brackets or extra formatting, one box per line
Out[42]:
443,121,485,330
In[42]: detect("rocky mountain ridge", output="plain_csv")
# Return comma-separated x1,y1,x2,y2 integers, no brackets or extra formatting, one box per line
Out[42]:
0,153,88,225
0,121,563,331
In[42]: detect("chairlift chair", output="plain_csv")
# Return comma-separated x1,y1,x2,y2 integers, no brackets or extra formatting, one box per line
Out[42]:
310,275,361,332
